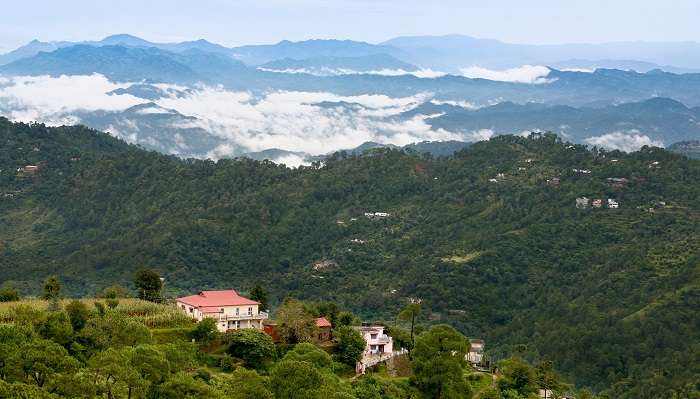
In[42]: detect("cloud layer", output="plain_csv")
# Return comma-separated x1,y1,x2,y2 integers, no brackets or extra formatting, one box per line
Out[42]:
0,73,488,162
459,65,555,84
584,131,664,152
257,67,447,78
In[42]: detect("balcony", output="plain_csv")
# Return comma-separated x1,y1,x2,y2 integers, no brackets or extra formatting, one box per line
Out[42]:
208,311,269,322
369,334,392,344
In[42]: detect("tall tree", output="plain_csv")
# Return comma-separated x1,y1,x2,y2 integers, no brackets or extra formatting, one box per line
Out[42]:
411,324,470,399
225,329,276,370
333,326,366,367
42,276,62,311
133,269,163,303
249,284,269,311
276,299,316,344
398,302,421,351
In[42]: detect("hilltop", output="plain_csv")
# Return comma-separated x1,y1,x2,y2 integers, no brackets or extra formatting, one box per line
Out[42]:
0,118,699,397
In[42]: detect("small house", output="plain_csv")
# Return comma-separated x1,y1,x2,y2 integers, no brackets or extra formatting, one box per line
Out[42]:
356,325,393,356
592,199,603,208
315,317,332,343
467,339,485,365
608,199,619,209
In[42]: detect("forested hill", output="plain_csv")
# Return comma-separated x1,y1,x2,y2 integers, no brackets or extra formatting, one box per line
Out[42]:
1,118,699,397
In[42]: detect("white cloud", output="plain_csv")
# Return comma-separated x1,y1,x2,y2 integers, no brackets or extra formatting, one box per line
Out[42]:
584,131,664,152
0,74,480,160
0,74,143,123
459,65,555,84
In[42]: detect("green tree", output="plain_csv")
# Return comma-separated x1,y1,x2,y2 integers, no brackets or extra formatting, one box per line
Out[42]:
132,345,170,384
270,360,325,399
497,358,538,398
277,299,316,344
42,276,62,311
134,269,163,303
215,368,273,399
156,372,220,399
37,311,73,346
189,317,219,345
536,361,566,399
333,326,366,366
411,324,471,399
0,325,34,380
65,300,91,331
89,347,144,399
0,285,19,302
282,343,333,369
398,302,421,351
225,328,276,370
8,338,80,390
249,284,269,311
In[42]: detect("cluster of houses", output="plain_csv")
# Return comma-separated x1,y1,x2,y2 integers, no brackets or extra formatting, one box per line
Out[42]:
576,197,619,209
176,289,485,375
364,212,390,220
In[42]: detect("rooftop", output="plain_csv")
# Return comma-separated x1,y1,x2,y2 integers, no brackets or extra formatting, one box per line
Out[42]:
176,289,260,308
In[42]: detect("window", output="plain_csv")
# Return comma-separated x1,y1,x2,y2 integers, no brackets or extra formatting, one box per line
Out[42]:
189,307,194,314
181,305,185,310
370,333,378,339
248,307,252,315
236,308,239,315
220,308,224,313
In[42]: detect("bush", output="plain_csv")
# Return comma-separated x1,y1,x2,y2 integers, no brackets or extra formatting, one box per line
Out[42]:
0,286,19,302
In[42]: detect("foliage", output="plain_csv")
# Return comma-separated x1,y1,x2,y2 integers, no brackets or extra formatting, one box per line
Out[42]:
249,284,269,311
333,326,366,366
64,300,90,331
0,285,19,302
398,303,421,351
1,120,700,396
224,328,276,370
134,269,163,303
411,325,471,399
282,343,333,369
276,299,316,344
214,368,274,399
189,317,219,344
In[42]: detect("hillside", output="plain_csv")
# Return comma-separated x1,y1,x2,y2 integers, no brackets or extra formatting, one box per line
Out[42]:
0,119,699,397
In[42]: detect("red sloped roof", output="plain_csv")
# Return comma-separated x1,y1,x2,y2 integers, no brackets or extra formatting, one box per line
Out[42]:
176,290,260,308
316,317,332,328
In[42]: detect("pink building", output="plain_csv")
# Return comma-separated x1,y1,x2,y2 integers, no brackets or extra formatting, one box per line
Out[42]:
176,290,268,332
356,325,393,355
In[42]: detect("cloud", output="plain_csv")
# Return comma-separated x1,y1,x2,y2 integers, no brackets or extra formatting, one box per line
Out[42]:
0,73,489,161
584,131,664,152
0,74,143,123
459,65,555,84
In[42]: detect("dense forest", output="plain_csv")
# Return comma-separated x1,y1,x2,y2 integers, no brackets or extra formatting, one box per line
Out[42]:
0,118,699,397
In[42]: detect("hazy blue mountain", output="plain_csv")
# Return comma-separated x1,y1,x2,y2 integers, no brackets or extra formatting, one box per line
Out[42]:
0,44,251,84
259,53,418,75
0,39,73,65
549,59,700,74
0,34,234,66
406,97,700,145
668,140,700,159
230,39,405,65
382,34,700,71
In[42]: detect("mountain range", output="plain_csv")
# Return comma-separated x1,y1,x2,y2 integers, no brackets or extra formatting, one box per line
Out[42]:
1,34,700,162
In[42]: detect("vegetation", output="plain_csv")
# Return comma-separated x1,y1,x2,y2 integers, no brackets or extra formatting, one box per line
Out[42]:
1,119,699,397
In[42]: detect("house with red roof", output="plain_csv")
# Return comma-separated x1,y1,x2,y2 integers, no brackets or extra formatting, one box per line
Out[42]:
176,289,268,332
315,317,332,342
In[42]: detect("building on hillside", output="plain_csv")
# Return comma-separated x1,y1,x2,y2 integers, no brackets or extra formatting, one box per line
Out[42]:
176,290,268,332
19,165,40,176
467,339,485,365
315,317,332,342
356,325,393,355
591,199,603,208
607,199,619,209
607,177,629,188
576,197,589,209
364,212,390,220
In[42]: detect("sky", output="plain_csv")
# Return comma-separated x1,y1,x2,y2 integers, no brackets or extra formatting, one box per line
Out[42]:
1,0,700,52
